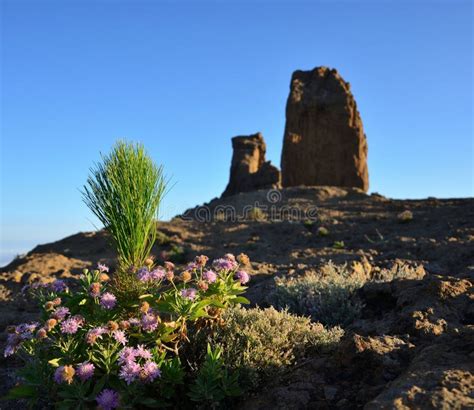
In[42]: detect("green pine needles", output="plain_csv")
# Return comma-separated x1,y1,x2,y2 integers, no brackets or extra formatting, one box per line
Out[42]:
82,141,167,272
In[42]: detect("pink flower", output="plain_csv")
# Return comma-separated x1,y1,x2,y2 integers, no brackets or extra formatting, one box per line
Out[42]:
235,270,250,284
140,361,161,382
96,389,120,410
97,263,109,273
141,313,158,332
202,270,217,283
76,362,95,381
180,288,198,301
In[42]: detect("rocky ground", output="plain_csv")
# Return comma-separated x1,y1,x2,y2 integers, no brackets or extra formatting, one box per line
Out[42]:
1,187,473,408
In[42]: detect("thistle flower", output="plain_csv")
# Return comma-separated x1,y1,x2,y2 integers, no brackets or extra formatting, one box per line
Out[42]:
119,362,141,384
224,253,236,262
52,306,70,321
76,362,95,382
235,270,250,284
113,330,127,345
96,389,120,410
52,297,62,306
186,262,198,271
60,316,83,334
89,282,101,297
97,263,109,273
180,288,198,301
137,267,151,282
100,292,117,309
44,301,55,311
86,326,107,345
128,317,141,327
51,280,68,293
202,270,217,283
135,345,152,360
4,322,40,356
180,270,192,283
165,270,174,281
141,313,158,332
195,255,209,267
119,347,137,365
140,361,161,382
54,365,75,384
212,258,237,271
149,267,166,280
237,253,250,265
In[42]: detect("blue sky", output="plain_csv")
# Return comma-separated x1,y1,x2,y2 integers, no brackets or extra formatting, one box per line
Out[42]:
1,0,472,264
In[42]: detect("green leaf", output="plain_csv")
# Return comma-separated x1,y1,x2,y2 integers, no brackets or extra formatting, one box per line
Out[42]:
48,358,61,367
4,384,36,400
78,298,88,305
89,375,107,398
231,296,250,304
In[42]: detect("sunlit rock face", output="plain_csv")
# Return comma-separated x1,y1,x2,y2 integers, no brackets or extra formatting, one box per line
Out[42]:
281,66,369,191
222,132,281,197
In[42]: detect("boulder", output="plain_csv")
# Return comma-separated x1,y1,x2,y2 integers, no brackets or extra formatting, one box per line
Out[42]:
222,132,281,197
281,67,369,191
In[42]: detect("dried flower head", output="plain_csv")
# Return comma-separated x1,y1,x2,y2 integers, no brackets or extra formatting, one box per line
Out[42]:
119,320,130,330
197,280,209,291
195,255,209,267
54,365,75,384
100,273,110,282
108,321,119,332
237,253,250,265
89,282,101,297
36,328,47,339
180,270,192,283
164,261,175,271
46,318,57,330
140,301,150,314
145,257,154,266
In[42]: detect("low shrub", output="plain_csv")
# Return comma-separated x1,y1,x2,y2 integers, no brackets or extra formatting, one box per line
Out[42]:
269,262,365,327
5,254,252,409
397,210,413,223
317,226,329,237
209,305,344,387
247,207,266,221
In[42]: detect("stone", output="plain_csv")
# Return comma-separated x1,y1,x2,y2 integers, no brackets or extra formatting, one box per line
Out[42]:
222,132,281,197
281,66,369,191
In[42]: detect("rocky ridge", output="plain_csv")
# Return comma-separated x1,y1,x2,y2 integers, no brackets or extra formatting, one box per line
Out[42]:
1,187,473,408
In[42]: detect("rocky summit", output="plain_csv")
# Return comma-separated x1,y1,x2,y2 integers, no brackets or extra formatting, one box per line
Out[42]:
281,67,369,191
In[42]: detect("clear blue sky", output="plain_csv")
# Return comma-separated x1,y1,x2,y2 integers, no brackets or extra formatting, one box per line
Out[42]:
1,0,473,264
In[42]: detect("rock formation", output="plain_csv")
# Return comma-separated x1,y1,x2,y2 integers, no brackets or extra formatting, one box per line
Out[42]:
222,132,281,197
281,67,369,191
